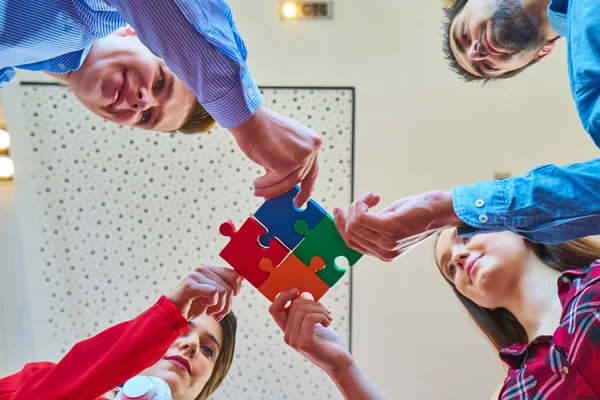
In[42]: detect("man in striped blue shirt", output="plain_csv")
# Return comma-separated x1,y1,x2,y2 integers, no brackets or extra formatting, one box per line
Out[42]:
0,0,321,204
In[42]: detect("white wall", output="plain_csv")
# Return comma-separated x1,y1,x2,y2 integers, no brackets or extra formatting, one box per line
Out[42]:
1,0,599,398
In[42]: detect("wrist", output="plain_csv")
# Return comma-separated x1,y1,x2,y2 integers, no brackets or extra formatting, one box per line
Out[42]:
424,190,464,229
229,104,266,140
329,360,360,388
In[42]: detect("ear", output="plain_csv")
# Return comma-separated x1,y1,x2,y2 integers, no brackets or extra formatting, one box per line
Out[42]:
112,25,137,37
534,40,556,61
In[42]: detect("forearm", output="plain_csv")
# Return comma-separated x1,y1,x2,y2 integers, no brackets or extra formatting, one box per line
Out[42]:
453,158,600,243
105,0,261,128
329,362,385,400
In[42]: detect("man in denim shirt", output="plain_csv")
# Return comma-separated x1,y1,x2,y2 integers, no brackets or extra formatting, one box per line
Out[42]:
334,0,600,261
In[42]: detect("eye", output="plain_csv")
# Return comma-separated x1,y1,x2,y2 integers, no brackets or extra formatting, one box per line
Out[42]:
154,75,165,90
201,344,215,360
448,263,457,277
461,25,468,41
483,60,499,72
140,110,151,124
154,73,166,92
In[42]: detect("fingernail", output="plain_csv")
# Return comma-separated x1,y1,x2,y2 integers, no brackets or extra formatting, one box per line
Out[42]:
333,207,339,217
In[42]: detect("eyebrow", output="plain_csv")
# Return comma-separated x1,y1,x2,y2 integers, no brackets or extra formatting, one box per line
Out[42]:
188,320,222,353
149,70,176,130
452,21,491,79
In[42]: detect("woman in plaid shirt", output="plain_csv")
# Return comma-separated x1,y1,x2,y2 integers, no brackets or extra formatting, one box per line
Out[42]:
436,229,600,399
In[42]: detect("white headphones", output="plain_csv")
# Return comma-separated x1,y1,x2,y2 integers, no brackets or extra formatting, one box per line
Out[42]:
114,375,172,400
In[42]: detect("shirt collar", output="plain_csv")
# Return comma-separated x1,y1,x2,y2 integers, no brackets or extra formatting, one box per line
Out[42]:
548,0,569,37
499,260,600,367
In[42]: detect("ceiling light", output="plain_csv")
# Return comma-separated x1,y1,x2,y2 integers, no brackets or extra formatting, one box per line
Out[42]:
282,2,297,18
0,156,14,179
0,129,9,151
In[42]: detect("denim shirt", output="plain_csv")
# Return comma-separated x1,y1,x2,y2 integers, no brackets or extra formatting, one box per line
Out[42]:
453,0,600,243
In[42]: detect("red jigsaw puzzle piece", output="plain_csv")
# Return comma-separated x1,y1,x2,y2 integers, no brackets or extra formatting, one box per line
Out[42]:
219,217,290,288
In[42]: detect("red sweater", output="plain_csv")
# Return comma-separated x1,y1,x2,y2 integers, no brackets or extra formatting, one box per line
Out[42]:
0,296,188,400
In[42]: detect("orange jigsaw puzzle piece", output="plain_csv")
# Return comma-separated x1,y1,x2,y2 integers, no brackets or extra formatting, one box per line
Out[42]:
258,254,330,302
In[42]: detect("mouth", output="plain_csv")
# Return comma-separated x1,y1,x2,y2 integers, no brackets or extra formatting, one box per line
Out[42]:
109,70,128,108
165,355,191,375
466,256,482,282
482,28,503,55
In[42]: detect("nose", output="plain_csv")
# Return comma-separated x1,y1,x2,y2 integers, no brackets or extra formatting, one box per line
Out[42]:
178,335,200,358
451,247,469,271
467,40,488,61
127,87,157,111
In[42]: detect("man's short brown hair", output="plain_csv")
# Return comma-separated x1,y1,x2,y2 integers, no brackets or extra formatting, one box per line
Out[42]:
177,101,216,134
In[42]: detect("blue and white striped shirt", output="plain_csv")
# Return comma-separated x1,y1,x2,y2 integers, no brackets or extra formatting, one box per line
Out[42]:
0,0,261,128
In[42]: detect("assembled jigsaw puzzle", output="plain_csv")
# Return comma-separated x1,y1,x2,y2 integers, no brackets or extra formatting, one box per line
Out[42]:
219,185,362,302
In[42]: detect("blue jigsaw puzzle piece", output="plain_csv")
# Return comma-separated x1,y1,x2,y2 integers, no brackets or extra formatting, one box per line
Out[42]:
254,185,327,249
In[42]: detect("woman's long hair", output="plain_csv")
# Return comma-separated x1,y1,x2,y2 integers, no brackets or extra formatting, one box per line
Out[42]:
437,236,600,352
195,311,237,400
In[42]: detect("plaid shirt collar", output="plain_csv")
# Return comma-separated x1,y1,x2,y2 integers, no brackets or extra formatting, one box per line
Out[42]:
500,259,600,368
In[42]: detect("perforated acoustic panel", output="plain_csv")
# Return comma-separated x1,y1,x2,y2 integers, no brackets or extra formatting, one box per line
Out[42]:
19,84,355,399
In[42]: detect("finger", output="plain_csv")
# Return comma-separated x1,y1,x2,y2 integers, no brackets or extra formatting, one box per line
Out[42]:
346,224,397,252
344,233,400,261
333,208,380,256
191,268,234,301
352,210,389,233
212,284,234,322
288,303,332,348
296,312,332,352
358,192,381,208
187,299,208,320
341,234,382,259
333,206,348,239
185,281,220,318
186,271,230,317
204,265,243,296
269,289,299,331
254,166,305,199
294,156,319,207
205,286,227,318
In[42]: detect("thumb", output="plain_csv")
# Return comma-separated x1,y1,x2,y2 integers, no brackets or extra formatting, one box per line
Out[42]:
254,169,282,189
333,206,348,235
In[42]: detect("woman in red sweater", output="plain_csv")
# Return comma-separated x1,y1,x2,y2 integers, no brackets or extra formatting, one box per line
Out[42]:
0,265,241,400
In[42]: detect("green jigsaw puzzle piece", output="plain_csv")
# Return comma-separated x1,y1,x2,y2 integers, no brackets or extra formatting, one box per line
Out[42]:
293,214,363,287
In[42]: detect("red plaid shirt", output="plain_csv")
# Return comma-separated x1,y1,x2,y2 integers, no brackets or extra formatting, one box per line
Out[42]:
499,260,600,399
